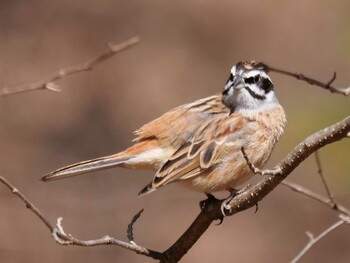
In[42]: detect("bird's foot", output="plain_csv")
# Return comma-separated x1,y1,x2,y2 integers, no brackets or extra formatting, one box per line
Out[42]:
199,194,225,225
254,203,259,213
221,184,251,217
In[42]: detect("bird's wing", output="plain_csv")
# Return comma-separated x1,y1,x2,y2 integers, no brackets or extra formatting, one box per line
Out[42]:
133,95,226,145
150,113,248,188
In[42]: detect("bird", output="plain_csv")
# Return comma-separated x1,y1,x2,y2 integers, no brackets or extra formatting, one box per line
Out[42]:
42,61,286,197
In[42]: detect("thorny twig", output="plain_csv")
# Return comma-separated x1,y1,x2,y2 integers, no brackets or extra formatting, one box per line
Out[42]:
0,36,141,97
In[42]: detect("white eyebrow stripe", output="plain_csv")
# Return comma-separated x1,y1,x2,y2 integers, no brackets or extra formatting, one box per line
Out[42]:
244,70,271,81
230,65,237,75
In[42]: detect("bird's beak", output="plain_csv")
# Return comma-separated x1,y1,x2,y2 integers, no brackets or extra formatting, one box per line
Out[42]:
233,76,245,90
223,76,245,95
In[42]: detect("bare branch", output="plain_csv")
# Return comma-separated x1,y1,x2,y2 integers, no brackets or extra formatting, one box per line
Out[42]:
51,217,162,259
160,195,222,263
0,36,141,97
156,115,350,262
1,116,349,262
314,151,335,204
281,180,350,216
261,63,350,96
223,115,350,215
0,175,162,260
241,128,350,263
281,180,350,262
290,219,346,263
278,151,350,262
0,176,54,231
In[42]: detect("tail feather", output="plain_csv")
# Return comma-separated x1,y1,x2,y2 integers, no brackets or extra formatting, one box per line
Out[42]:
42,154,131,182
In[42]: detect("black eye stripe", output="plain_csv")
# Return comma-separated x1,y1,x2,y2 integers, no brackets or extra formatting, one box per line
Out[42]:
261,78,273,93
222,87,230,96
244,76,274,94
227,73,234,83
245,75,261,83
244,86,266,100
245,76,255,84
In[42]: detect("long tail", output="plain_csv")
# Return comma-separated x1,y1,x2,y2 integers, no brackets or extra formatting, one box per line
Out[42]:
42,154,132,182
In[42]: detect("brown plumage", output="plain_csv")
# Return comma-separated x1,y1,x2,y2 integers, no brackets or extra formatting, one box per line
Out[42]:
42,61,286,196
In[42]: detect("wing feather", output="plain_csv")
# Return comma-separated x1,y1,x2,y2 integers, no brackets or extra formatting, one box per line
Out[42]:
199,141,218,169
151,113,248,188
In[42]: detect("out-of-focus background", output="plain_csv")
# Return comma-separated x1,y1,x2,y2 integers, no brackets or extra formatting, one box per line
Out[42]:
0,1,349,262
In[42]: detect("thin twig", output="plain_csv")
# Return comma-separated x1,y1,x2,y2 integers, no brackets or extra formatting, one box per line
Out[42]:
279,151,350,263
290,220,345,263
127,209,144,243
0,176,54,231
281,180,350,216
282,180,350,262
314,151,335,205
261,63,350,96
0,36,141,97
51,217,162,259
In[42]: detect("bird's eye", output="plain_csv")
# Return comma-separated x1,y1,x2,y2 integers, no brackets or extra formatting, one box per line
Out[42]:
245,75,261,84
261,78,273,93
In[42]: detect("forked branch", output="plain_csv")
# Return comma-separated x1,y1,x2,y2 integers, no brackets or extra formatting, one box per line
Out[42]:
290,219,346,263
0,175,162,259
0,36,140,97
242,135,350,263
278,150,350,262
0,116,349,263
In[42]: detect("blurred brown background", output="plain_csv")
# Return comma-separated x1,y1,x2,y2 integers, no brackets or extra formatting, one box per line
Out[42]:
0,1,349,262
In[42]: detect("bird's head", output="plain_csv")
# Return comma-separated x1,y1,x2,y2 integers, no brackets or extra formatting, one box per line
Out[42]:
222,61,279,112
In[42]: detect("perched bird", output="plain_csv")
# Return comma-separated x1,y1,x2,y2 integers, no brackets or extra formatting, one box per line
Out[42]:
42,61,286,196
